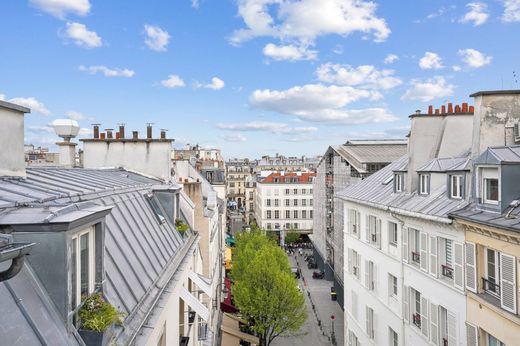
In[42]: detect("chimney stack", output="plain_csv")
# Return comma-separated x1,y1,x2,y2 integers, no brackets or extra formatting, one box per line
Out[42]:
435,108,440,114
100,132,106,140
447,103,453,113
118,123,125,139
0,101,30,177
441,105,446,114
462,103,468,113
160,129,167,139
93,124,100,139
147,123,153,139
415,109,421,115
455,105,461,113
106,129,113,139
428,105,433,114
469,105,474,113
132,131,138,139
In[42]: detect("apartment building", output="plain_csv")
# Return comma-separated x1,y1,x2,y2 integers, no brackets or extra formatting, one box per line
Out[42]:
254,172,315,237
254,154,321,173
226,159,254,209
311,140,407,309
244,175,256,223
451,146,520,346
338,102,476,346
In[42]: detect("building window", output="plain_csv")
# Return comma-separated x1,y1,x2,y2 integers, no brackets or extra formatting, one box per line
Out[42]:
366,306,375,339
285,210,290,219
388,221,398,246
389,274,398,298
71,227,96,309
293,223,298,229
351,250,360,279
274,199,279,207
293,199,298,206
302,199,307,206
365,260,375,291
488,334,506,346
348,330,360,346
310,210,313,219
302,210,307,219
285,188,290,195
411,288,421,329
348,209,360,237
389,327,398,346
419,174,429,195
450,175,463,199
484,248,500,297
394,173,404,192
249,202,253,210
274,210,280,219
266,199,271,207
293,210,298,219
285,199,290,206
293,188,298,195
484,178,499,204
367,215,381,248
302,189,306,194
266,210,272,219
411,228,420,264
249,192,253,199
310,199,313,206
440,238,454,280
266,223,272,229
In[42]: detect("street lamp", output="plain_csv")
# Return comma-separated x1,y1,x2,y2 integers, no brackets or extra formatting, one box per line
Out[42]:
330,315,336,346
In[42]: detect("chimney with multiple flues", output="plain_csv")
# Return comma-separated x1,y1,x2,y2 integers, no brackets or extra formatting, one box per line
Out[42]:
422,102,474,115
90,123,170,140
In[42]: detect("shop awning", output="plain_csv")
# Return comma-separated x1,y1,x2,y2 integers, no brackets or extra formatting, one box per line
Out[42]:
179,286,209,321
221,313,259,345
188,270,212,297
225,246,232,270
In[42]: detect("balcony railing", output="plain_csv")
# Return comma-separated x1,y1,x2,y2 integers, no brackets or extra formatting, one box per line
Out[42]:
441,265,454,279
482,277,500,296
371,233,377,243
412,313,421,328
442,338,449,346
411,251,420,264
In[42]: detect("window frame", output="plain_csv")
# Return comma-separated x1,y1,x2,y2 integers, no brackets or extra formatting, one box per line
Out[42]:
419,174,430,195
388,221,398,247
394,173,404,192
71,227,96,309
484,178,499,205
450,174,464,199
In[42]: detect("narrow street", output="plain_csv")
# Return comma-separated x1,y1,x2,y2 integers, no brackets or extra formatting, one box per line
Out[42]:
272,249,344,346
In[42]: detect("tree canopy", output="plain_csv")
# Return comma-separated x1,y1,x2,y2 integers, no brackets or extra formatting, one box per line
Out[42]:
231,231,307,346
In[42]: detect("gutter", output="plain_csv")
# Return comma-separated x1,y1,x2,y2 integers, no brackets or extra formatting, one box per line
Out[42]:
337,195,453,224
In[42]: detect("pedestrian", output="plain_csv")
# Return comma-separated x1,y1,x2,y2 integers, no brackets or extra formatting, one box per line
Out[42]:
299,248,303,256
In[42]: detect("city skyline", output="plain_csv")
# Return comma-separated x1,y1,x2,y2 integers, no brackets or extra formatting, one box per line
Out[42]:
2,0,520,158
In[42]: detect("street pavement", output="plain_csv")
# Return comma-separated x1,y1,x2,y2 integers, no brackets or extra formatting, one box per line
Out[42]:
228,210,245,236
272,249,344,346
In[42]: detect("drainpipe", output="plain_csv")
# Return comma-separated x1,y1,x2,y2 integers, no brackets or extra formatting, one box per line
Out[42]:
0,235,34,281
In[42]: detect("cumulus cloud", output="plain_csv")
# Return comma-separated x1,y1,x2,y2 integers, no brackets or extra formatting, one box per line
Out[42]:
63,22,102,48
79,65,135,77
161,74,186,88
419,52,443,70
0,94,51,115
249,84,397,125
263,43,317,61
460,2,489,26
458,48,492,68
194,77,225,90
502,0,520,22
27,125,55,133
216,121,318,134
230,0,390,47
191,0,199,8
221,134,247,142
66,110,85,121
144,24,170,52
30,0,90,19
348,125,410,139
316,63,402,90
401,76,454,102
384,54,399,64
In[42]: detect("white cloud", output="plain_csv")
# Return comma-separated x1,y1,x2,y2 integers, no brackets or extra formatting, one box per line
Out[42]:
452,65,462,71
460,2,489,26
79,65,135,77
348,125,410,139
216,121,318,134
144,24,170,52
64,22,102,48
30,0,90,19
316,63,402,90
230,0,390,46
191,0,199,8
458,48,492,68
221,134,247,142
384,54,399,64
194,77,225,90
78,127,92,136
250,84,397,125
66,110,85,121
161,74,186,88
263,43,317,61
401,76,454,102
27,125,55,133
419,52,443,70
0,94,51,115
332,44,344,55
502,0,520,22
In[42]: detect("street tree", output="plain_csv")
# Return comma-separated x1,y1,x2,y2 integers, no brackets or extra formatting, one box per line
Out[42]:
231,232,307,346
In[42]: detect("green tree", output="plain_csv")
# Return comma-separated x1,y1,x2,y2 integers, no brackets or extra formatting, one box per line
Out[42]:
231,232,307,346
284,231,300,244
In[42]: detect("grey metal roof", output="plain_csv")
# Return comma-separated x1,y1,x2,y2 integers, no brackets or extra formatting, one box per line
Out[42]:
417,157,471,172
474,145,520,164
0,167,189,344
337,156,470,220
450,204,520,233
336,142,407,164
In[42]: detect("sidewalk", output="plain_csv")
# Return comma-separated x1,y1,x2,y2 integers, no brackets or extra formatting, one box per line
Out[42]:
272,250,344,346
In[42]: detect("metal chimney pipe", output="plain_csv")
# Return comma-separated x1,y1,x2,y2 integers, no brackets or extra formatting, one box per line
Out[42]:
118,123,125,139
106,129,113,139
93,124,100,139
160,129,167,139
146,123,153,139
132,131,138,139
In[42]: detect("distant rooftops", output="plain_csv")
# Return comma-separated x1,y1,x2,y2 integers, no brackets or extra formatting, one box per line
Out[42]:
411,102,474,117
260,171,316,184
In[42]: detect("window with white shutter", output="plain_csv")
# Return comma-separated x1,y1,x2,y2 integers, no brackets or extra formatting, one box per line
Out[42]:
447,310,457,346
465,242,477,293
347,248,353,275
365,215,370,242
403,285,409,322
430,235,438,277
365,259,370,289
402,227,409,263
420,232,428,272
376,219,382,249
453,242,464,290
366,306,374,339
420,296,429,338
500,253,517,314
430,302,439,345
466,322,478,346
352,291,358,320
356,211,361,239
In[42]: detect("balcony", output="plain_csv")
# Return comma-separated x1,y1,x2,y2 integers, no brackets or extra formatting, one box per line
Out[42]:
412,313,421,328
411,251,420,264
441,265,454,279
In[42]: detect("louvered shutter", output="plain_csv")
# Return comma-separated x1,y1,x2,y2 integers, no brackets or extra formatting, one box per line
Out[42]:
447,311,457,346
420,232,428,272
348,248,353,275
500,253,517,313
348,330,353,346
465,242,477,293
466,322,478,346
430,302,439,345
429,235,438,277
365,215,370,242
403,285,409,322
420,296,429,337
365,260,370,289
372,262,377,291
376,219,382,249
453,242,464,290
372,310,376,341
365,306,370,337
356,212,361,238
402,227,409,263
352,291,358,320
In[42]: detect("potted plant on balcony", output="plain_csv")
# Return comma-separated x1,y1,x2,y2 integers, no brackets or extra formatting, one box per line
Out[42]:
175,218,189,234
78,293,122,346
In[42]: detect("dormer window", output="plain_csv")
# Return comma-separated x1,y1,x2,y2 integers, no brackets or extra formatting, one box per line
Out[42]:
419,174,430,195
394,173,404,192
450,175,464,199
71,227,96,309
478,167,500,205
484,178,499,204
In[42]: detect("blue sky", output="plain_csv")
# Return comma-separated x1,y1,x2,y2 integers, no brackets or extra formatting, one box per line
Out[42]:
1,0,520,159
